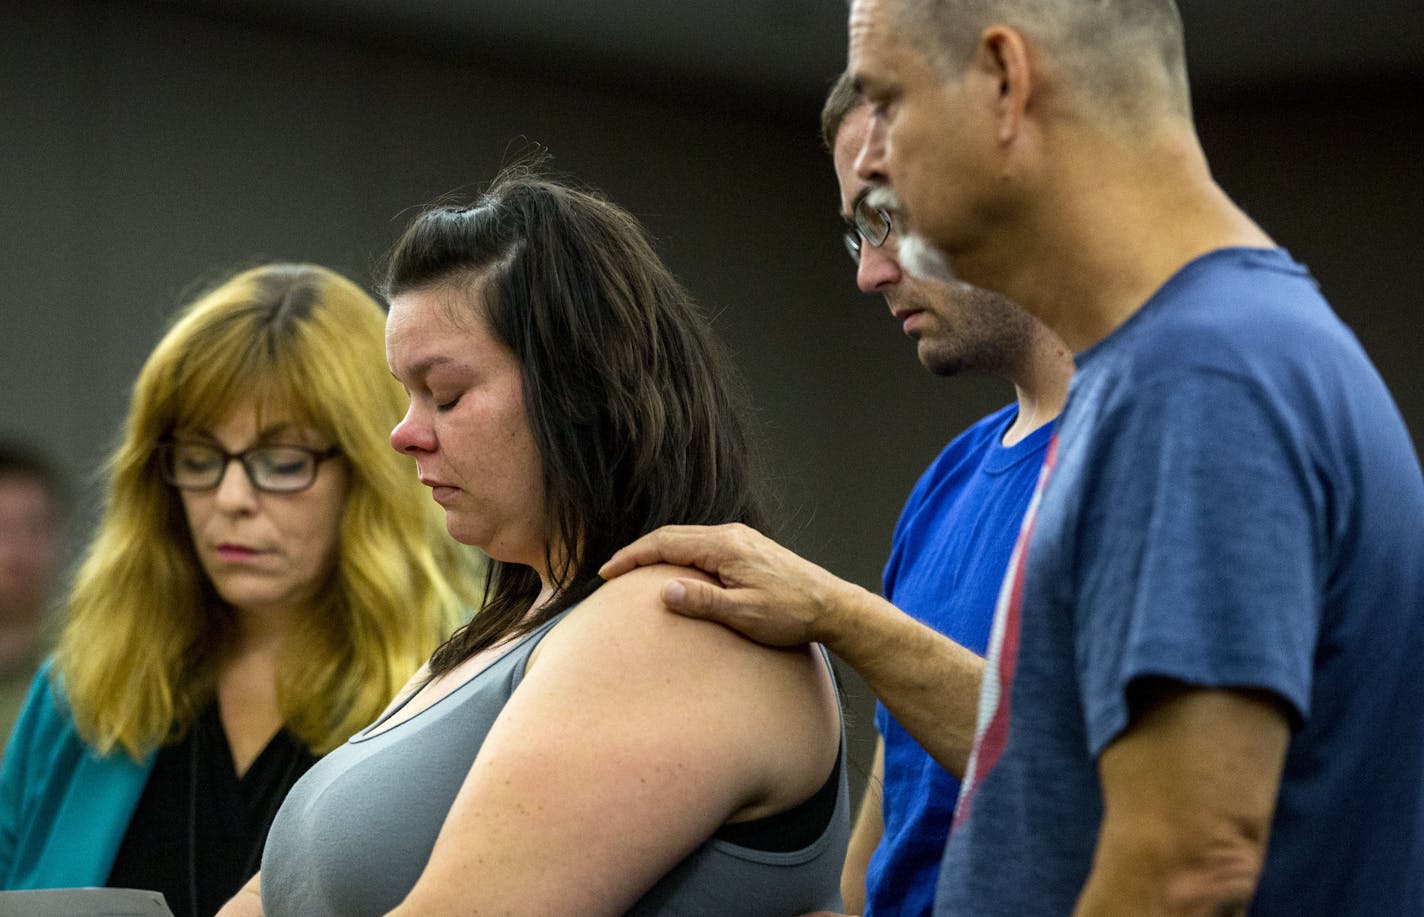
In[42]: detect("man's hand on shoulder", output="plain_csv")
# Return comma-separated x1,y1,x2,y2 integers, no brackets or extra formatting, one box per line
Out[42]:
598,523,864,648
603,526,986,778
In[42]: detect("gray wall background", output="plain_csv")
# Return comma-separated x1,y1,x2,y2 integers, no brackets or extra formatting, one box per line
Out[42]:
3,0,1421,788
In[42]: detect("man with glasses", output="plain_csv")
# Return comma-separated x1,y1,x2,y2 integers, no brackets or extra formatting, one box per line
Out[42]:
603,72,1072,916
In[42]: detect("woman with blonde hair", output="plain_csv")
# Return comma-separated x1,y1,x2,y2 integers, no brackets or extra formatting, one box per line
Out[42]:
0,263,481,916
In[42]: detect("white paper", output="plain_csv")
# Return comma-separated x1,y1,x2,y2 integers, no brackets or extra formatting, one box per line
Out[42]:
0,888,174,916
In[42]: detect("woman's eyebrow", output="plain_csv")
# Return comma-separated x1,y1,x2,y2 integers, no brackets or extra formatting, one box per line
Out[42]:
400,354,459,382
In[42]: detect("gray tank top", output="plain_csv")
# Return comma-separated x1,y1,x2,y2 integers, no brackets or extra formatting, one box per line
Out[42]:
260,608,850,916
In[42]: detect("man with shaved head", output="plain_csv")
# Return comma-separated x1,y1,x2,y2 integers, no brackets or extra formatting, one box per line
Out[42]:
840,0,1424,913
609,0,1423,913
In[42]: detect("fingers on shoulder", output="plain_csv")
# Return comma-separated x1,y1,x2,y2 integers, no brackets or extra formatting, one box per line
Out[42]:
603,524,738,573
558,565,785,683
595,561,718,612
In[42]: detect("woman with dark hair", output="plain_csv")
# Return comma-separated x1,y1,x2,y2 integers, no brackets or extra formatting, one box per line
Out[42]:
221,174,849,916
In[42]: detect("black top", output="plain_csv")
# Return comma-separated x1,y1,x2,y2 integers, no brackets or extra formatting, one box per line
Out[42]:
107,702,318,917
712,746,843,853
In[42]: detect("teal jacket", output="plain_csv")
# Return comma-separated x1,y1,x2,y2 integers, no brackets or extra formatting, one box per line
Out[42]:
0,660,153,888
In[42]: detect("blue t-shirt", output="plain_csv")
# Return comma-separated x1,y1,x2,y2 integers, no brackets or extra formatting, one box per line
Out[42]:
936,247,1424,915
867,404,1054,917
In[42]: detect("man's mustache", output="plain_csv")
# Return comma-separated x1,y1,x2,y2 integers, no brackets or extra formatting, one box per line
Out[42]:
865,184,903,214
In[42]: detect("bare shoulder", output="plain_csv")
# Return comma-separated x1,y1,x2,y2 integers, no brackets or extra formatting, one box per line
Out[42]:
536,563,840,753
544,564,824,681
589,561,720,608
527,566,840,818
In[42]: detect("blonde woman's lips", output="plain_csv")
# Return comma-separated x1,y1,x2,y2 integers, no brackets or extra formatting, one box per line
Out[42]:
216,543,262,562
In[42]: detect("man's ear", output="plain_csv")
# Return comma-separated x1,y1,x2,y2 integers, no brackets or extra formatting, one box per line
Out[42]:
977,25,1033,146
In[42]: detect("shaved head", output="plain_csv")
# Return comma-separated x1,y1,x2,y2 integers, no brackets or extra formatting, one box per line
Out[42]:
889,0,1192,122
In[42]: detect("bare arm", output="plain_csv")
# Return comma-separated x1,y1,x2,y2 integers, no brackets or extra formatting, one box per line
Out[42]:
840,739,885,915
600,524,983,777
215,872,263,917
1073,680,1290,916
389,563,841,916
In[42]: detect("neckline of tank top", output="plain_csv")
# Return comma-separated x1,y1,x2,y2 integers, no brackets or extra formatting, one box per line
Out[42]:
353,612,566,744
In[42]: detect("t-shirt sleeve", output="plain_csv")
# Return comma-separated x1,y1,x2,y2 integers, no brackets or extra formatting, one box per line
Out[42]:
1071,370,1322,757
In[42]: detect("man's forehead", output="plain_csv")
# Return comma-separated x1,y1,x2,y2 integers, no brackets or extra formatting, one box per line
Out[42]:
846,0,876,75
832,108,871,214
847,0,904,95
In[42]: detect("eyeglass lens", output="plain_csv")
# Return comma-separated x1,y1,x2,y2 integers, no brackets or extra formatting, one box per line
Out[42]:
160,442,323,493
843,189,893,263
855,198,892,248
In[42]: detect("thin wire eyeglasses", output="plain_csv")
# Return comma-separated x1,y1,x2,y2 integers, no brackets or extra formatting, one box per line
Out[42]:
842,186,894,264
157,440,341,494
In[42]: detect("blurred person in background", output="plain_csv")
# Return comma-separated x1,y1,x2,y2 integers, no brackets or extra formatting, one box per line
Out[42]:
0,263,482,917
0,442,66,743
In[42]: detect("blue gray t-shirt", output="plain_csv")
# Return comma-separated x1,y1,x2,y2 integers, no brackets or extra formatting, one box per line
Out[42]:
868,405,1053,917
936,247,1424,914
